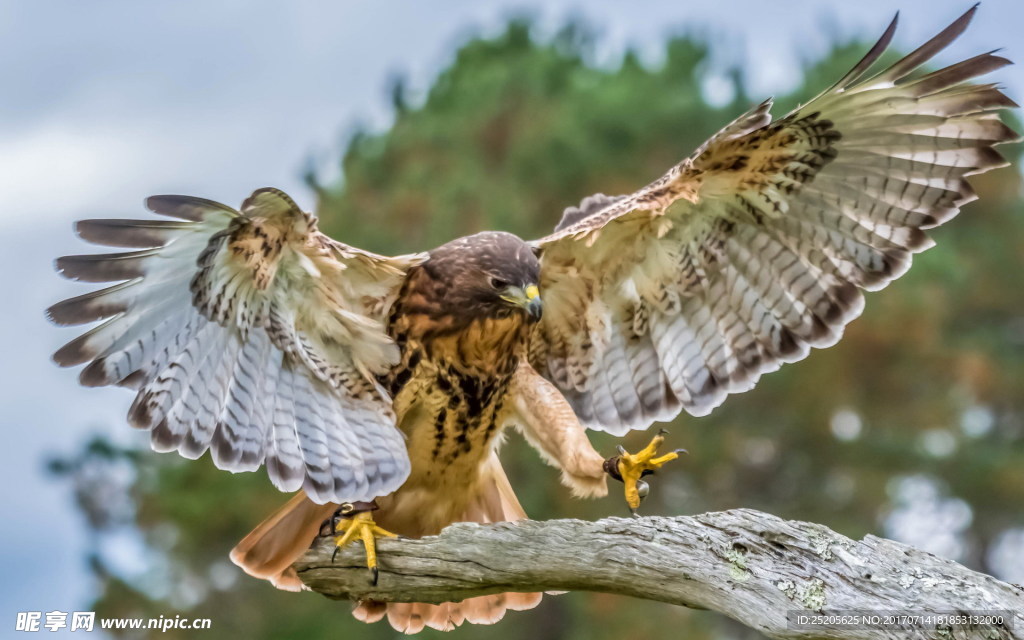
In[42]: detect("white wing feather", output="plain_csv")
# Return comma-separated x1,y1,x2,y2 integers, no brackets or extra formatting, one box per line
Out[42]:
532,7,1018,434
50,188,424,504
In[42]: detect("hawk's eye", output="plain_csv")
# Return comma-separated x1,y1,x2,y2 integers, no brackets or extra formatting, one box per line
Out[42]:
489,277,508,290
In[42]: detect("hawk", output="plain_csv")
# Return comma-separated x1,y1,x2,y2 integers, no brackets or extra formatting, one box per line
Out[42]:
49,7,1017,634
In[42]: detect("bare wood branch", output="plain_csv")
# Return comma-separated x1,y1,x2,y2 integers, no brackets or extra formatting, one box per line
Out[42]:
295,508,1024,639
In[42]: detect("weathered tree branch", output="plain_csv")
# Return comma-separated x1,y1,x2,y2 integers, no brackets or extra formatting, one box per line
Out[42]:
296,508,1023,639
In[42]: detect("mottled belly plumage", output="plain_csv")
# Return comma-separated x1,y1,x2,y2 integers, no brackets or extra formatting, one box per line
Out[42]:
426,365,507,464
383,346,515,481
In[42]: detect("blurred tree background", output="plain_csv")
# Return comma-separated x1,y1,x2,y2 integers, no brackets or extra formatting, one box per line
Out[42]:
50,18,1023,640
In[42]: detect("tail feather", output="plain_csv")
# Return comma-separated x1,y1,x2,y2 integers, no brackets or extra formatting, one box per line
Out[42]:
235,455,543,632
372,592,544,634
229,492,336,592
356,456,543,633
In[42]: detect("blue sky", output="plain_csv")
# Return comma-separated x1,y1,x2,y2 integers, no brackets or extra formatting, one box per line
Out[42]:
2,0,1021,633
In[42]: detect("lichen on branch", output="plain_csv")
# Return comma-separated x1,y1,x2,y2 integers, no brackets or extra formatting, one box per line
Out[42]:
296,509,1024,640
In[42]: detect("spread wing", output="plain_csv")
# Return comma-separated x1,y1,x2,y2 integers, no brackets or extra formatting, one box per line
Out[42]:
529,7,1019,435
49,187,425,503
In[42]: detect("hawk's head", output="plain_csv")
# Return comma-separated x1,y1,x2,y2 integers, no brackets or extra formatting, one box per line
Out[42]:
422,231,542,324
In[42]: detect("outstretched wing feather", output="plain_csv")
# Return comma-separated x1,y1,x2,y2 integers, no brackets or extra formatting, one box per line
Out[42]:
50,188,423,504
531,7,1018,432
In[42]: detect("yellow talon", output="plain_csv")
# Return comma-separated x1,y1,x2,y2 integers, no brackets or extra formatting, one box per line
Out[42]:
333,509,397,584
615,429,685,513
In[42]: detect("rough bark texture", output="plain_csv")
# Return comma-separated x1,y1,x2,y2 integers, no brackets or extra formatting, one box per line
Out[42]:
296,508,1024,639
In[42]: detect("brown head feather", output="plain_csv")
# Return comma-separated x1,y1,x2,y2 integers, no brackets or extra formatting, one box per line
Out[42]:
391,232,540,338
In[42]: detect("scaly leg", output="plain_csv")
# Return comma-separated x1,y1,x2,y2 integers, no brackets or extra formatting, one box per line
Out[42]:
331,502,397,585
603,429,686,514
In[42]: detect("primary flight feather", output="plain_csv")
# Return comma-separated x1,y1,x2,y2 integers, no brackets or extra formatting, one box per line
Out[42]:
531,8,1017,431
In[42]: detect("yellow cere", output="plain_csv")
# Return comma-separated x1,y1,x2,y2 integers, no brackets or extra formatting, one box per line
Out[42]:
525,285,540,300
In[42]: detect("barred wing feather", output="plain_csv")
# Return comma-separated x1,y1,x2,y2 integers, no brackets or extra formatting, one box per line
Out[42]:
49,188,423,504
531,7,1019,435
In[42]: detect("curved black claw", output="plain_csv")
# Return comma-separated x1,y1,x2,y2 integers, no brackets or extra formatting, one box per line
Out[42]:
331,501,396,585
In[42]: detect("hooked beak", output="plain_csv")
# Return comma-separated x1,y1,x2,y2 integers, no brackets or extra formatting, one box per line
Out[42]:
502,284,543,321
524,284,543,321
